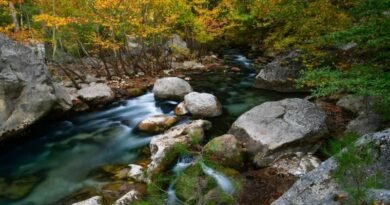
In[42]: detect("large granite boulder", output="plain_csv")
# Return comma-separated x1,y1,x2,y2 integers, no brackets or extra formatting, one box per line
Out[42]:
229,98,328,167
153,77,193,100
272,129,390,205
254,50,306,92
0,34,71,140
184,92,222,117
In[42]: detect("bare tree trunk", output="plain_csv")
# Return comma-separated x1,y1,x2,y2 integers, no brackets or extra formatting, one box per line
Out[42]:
8,1,20,32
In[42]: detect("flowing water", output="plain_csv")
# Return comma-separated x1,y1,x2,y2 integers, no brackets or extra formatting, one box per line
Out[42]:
0,51,301,205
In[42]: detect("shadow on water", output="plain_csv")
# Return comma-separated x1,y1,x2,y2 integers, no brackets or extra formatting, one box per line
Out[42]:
0,50,304,205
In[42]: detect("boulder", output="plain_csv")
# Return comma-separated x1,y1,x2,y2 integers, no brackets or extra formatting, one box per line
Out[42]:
346,112,382,135
336,95,373,114
254,50,306,92
137,115,178,134
72,196,102,205
153,77,193,100
184,92,223,117
272,129,390,205
148,120,212,174
77,83,114,104
174,102,189,116
229,98,328,167
0,34,72,140
203,134,244,168
270,153,321,177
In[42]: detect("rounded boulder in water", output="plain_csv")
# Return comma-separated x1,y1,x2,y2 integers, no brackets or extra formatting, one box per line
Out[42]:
184,92,223,118
153,77,193,100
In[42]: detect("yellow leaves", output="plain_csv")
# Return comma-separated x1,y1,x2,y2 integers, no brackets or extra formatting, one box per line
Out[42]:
33,14,75,27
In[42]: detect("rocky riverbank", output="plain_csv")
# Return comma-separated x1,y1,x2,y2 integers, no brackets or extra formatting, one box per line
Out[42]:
1,34,388,205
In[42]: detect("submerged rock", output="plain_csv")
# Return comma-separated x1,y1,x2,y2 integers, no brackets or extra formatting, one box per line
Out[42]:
72,196,102,205
148,120,212,174
153,77,193,100
204,134,244,168
0,34,71,139
229,98,328,167
137,115,178,134
272,129,390,205
254,50,306,92
184,92,223,117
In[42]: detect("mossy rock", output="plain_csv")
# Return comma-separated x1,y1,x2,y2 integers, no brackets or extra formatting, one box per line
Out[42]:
0,175,39,200
203,134,244,169
175,163,217,203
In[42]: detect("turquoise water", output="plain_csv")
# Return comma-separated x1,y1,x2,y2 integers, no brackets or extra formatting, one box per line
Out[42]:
0,53,302,205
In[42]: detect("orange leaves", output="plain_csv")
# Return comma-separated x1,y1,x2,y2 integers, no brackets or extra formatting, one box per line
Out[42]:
33,14,75,27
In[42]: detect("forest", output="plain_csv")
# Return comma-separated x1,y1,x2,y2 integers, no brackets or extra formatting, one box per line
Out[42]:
1,0,389,113
0,0,389,205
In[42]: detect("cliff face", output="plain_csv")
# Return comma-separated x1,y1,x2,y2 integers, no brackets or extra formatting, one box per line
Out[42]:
0,35,71,141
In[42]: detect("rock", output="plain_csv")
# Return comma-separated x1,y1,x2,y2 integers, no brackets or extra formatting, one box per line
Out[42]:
174,102,189,116
229,98,328,167
270,153,321,177
77,83,114,103
340,42,358,51
336,95,373,114
85,74,99,83
254,50,306,92
175,163,216,203
183,60,205,69
127,164,146,182
72,196,102,205
184,92,223,117
346,112,382,135
366,189,390,204
166,34,190,60
231,67,241,72
272,129,390,205
0,34,72,140
100,182,144,204
204,134,244,168
137,115,178,134
148,120,212,174
113,189,142,205
153,77,193,100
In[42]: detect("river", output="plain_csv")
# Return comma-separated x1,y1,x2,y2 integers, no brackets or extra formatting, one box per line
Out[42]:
0,51,299,205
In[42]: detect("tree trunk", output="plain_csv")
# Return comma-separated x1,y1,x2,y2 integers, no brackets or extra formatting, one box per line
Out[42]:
8,1,20,32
